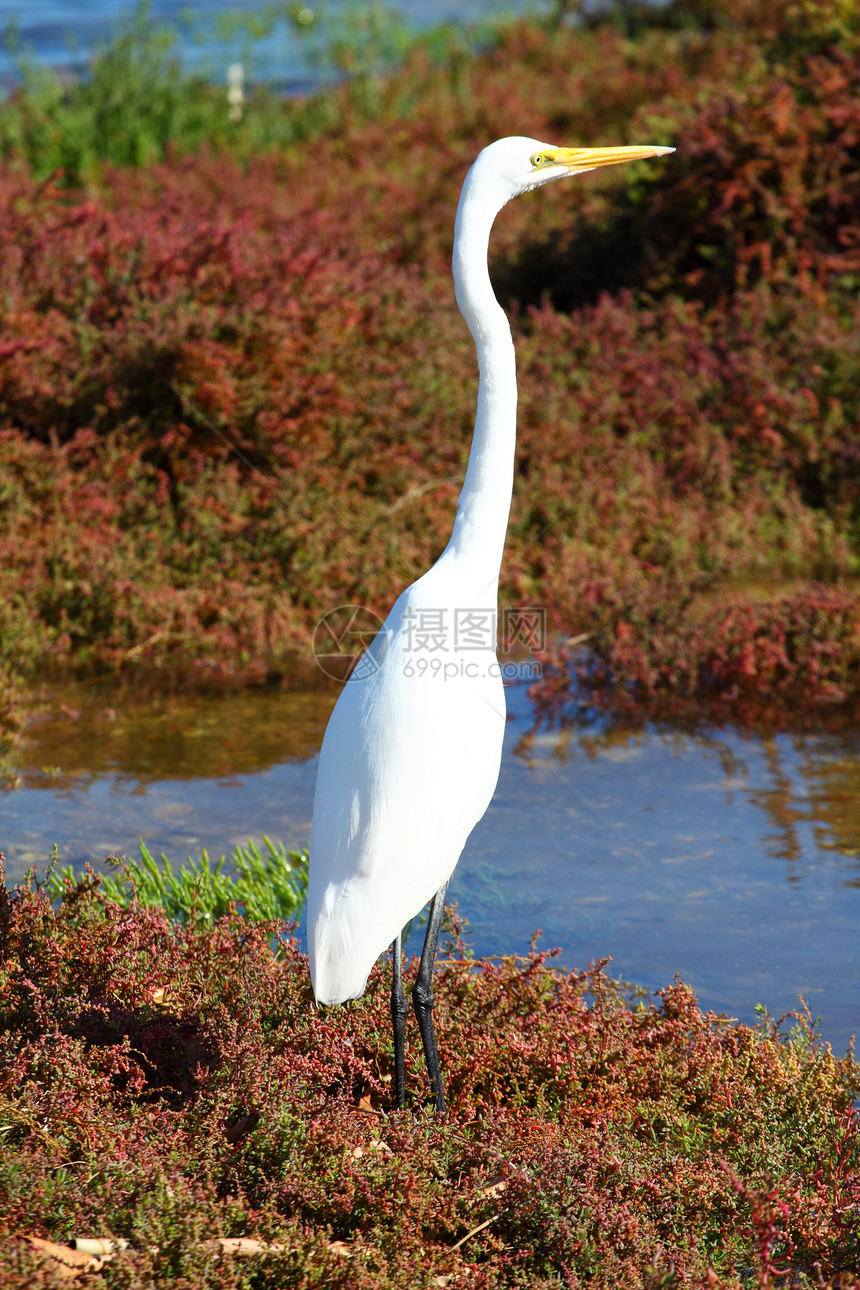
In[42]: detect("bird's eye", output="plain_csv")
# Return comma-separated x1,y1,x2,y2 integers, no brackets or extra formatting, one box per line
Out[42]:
530,153,544,168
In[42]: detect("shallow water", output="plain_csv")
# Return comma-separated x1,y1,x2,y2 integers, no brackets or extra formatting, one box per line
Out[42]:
2,677,859,1056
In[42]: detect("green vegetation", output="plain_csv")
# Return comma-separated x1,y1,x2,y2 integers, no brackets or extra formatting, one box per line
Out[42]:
1,4,226,181
1,863,859,1287
0,1,487,186
47,836,309,924
0,665,25,788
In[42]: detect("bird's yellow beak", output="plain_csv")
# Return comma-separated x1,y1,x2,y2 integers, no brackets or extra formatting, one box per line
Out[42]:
531,144,674,174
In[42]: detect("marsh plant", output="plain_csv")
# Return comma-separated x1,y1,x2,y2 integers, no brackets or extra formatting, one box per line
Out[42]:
48,836,308,925
0,0,858,735
0,0,491,184
1,858,859,1286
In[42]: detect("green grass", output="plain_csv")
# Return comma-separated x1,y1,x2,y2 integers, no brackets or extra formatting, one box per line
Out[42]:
47,836,308,925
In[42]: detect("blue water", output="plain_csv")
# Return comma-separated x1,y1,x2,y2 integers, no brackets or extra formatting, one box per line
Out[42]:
0,0,525,92
3,679,859,1057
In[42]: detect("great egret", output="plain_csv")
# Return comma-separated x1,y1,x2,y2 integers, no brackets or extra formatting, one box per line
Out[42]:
308,136,673,1112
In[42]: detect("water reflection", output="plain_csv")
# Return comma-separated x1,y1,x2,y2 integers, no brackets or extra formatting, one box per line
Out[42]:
1,679,858,1054
519,712,860,891
749,736,860,884
16,679,334,789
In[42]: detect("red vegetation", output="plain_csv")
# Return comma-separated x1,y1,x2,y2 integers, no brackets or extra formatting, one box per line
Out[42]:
2,864,859,1286
0,0,858,715
531,582,860,729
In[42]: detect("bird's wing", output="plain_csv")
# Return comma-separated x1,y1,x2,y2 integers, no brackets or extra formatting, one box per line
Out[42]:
308,619,505,1004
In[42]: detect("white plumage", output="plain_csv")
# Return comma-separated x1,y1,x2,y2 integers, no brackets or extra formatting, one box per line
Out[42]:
307,136,672,1102
309,568,505,1003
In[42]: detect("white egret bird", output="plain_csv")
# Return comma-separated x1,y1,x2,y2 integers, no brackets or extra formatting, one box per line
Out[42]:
308,136,673,1112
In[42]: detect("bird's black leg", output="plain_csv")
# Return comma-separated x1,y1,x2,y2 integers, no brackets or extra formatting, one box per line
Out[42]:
391,930,409,1109
412,880,450,1114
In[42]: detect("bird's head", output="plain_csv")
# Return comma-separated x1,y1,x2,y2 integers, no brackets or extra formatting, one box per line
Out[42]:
470,135,674,205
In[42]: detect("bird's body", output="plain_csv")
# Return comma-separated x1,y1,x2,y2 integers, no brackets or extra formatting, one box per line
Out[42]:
309,564,505,1004
308,136,672,1107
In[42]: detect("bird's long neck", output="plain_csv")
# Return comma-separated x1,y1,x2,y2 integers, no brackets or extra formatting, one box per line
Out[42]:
437,174,516,599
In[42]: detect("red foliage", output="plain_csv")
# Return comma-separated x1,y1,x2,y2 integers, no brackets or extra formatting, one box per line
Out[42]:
0,3,858,712
531,582,860,727
607,41,860,305
2,866,859,1285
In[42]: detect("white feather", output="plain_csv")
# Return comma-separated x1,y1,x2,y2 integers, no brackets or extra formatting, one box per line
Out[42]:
308,572,505,1003
307,134,673,1010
